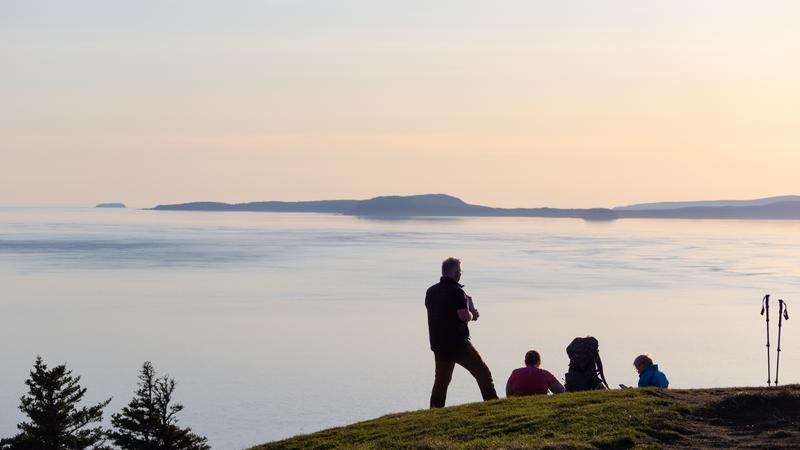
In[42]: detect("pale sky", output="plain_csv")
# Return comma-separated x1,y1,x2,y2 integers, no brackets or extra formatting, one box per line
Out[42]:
2,0,799,208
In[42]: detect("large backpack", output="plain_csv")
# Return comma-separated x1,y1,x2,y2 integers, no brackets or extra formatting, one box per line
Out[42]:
564,336,610,392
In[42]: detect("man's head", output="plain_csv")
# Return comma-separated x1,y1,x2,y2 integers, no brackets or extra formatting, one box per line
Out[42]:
633,354,654,374
441,257,462,282
524,350,541,367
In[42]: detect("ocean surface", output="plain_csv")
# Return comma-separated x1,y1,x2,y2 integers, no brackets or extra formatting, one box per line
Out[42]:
1,207,798,449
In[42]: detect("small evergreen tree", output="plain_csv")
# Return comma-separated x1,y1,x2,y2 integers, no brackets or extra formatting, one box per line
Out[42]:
108,362,209,450
0,356,111,450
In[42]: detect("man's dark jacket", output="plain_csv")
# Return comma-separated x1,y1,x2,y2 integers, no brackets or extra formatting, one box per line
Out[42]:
425,277,470,352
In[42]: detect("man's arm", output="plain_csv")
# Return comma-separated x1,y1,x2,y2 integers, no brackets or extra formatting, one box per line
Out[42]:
454,289,472,322
505,377,513,397
548,378,566,394
466,295,479,320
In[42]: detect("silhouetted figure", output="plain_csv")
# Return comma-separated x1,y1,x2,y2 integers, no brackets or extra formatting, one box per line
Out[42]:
426,257,498,408
506,350,566,397
634,354,669,388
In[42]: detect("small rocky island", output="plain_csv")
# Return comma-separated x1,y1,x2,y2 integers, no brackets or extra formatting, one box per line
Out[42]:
95,203,126,208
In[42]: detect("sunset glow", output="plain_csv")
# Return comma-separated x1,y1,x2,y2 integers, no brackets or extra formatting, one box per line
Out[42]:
2,1,798,207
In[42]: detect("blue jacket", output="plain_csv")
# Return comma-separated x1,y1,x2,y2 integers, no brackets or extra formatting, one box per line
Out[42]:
638,364,669,388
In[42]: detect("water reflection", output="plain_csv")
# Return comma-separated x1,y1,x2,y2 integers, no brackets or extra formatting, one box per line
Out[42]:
0,208,798,449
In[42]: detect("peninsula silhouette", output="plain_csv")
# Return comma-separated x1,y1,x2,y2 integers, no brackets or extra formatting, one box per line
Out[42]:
150,194,800,220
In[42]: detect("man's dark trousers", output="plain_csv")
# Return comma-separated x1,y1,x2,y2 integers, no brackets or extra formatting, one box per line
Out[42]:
430,342,498,408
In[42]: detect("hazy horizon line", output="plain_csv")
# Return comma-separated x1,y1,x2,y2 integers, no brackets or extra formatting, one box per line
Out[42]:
3,192,799,211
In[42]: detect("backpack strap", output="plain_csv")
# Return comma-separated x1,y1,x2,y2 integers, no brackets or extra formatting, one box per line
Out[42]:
596,353,610,389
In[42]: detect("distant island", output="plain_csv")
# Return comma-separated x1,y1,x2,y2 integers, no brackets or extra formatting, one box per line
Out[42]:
150,194,800,220
96,203,126,208
614,195,800,211
150,194,603,219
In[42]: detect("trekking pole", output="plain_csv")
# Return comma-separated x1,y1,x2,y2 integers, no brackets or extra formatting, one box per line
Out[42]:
760,294,771,386
775,299,789,385
596,353,610,389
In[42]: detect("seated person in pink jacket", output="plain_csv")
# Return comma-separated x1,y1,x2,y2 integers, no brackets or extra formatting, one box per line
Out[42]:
506,350,566,397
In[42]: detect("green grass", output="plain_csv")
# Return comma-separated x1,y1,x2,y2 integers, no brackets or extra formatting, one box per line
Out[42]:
250,389,687,450
249,386,800,450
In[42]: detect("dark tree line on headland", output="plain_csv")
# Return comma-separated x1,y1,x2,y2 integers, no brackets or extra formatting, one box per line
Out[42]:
0,357,210,450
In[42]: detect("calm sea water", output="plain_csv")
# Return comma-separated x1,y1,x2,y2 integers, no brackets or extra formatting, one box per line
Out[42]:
1,208,798,449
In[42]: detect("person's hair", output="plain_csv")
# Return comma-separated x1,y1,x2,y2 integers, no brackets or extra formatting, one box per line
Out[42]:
634,354,654,369
524,350,541,367
441,257,461,276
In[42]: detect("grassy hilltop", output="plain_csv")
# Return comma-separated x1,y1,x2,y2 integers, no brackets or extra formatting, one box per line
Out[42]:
250,386,800,449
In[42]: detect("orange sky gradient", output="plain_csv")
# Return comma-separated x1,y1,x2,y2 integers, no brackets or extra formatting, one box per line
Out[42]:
1,1,798,208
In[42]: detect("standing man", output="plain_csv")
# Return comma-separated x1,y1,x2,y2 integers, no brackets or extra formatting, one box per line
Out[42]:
425,257,498,408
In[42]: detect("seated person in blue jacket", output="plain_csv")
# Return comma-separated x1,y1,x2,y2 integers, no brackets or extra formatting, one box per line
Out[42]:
634,354,669,388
